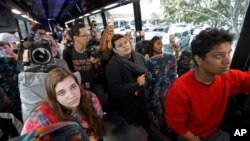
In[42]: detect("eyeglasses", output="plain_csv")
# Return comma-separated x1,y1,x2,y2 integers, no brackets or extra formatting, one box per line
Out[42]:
94,24,97,26
78,34,91,38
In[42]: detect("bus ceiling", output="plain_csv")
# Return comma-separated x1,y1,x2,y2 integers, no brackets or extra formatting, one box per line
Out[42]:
7,0,140,25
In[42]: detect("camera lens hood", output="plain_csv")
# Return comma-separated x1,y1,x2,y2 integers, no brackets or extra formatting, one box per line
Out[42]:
31,47,52,65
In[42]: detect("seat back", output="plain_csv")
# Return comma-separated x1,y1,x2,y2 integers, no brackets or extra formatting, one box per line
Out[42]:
144,53,177,128
0,57,22,120
18,71,81,122
9,121,89,141
0,112,23,140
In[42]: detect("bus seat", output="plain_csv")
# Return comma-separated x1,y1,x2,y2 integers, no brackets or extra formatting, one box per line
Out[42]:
9,121,88,141
18,70,81,122
0,112,23,140
0,57,22,121
144,53,177,129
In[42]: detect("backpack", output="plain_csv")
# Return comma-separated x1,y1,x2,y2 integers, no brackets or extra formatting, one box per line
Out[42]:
9,121,89,141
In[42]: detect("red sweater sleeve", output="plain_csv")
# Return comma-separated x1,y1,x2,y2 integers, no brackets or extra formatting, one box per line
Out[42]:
228,70,250,94
165,84,190,135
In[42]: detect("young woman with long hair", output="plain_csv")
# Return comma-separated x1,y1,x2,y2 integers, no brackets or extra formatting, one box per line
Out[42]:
21,68,103,141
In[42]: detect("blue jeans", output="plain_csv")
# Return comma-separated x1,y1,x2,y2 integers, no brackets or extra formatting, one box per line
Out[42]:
202,130,229,141
177,130,229,141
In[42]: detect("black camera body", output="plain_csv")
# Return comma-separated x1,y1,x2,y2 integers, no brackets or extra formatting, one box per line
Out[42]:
30,40,52,65
21,39,53,65
17,35,53,71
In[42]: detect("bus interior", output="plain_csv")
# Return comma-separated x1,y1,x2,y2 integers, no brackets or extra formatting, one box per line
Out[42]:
1,0,250,140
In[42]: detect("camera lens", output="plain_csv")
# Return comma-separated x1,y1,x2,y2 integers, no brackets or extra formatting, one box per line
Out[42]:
32,48,51,64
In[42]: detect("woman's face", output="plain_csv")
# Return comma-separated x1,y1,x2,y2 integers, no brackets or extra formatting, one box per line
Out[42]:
105,25,114,42
153,39,163,54
66,34,71,40
55,76,81,112
95,32,101,41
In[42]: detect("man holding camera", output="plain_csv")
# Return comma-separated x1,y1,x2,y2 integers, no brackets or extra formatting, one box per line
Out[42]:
19,23,69,72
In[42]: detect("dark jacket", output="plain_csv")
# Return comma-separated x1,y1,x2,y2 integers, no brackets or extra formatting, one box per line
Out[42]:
106,52,145,98
106,52,148,125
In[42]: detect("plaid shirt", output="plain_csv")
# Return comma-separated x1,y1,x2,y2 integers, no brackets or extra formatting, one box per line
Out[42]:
21,92,103,135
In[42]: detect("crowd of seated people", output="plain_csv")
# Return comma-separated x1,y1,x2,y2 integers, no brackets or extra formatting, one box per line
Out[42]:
2,21,250,141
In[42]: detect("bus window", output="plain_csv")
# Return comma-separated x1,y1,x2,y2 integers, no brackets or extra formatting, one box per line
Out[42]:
89,13,104,32
140,0,249,57
84,18,89,28
104,3,135,35
18,19,28,39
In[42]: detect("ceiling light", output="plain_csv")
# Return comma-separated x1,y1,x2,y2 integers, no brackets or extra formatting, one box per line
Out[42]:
91,10,101,14
65,19,75,24
21,15,28,18
11,9,21,14
84,13,90,17
79,16,84,19
104,3,119,9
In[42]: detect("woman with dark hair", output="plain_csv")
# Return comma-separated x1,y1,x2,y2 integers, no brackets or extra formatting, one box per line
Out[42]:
146,36,180,60
21,68,103,141
147,36,163,58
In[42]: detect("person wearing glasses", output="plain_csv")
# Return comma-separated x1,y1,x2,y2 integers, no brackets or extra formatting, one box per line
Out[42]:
63,24,105,107
90,20,99,39
165,28,250,141
29,23,47,41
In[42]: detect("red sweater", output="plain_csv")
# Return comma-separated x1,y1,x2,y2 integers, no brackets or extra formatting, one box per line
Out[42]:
165,69,250,139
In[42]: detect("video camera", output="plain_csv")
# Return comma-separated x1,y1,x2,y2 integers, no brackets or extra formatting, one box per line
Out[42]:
20,39,53,65
17,38,53,72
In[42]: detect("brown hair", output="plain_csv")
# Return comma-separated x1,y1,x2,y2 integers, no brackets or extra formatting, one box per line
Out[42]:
111,34,124,48
0,41,10,47
30,23,46,33
45,67,103,137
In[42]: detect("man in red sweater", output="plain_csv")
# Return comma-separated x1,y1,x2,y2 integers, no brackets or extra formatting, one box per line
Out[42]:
165,28,250,141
